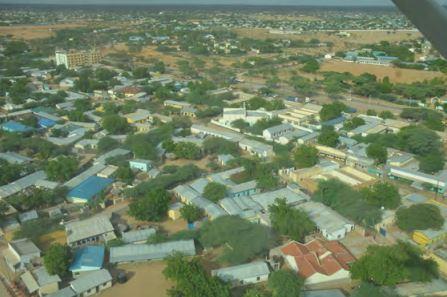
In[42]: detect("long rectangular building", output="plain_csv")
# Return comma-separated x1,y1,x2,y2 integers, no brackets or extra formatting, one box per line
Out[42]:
109,240,196,263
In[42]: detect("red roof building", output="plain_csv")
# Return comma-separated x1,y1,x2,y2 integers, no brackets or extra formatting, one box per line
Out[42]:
278,239,355,285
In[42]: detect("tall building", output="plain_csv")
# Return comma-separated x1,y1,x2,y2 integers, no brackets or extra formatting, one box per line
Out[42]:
55,49,102,69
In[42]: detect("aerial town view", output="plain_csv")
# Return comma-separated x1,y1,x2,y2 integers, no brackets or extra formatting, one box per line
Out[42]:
0,0,447,296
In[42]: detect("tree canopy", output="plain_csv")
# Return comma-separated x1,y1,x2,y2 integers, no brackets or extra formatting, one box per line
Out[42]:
180,204,204,223
318,125,339,148
45,156,78,182
203,182,227,203
366,143,388,165
102,114,130,134
44,243,72,277
319,102,347,122
361,182,401,210
199,216,277,264
396,204,444,232
163,254,230,297
128,188,171,221
313,179,382,227
293,145,318,169
351,241,439,285
268,270,303,297
269,198,315,241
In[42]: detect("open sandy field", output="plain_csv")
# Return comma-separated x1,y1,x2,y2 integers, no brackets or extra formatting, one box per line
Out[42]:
37,230,67,250
0,23,87,40
100,261,173,297
321,60,446,84
234,28,421,52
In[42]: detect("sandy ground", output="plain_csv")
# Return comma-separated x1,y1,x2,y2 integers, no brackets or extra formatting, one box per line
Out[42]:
234,28,421,52
0,23,87,40
37,230,67,250
100,261,173,297
321,60,446,84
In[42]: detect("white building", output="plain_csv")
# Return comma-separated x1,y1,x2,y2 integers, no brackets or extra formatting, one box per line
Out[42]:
211,261,270,287
296,201,354,240
262,123,295,141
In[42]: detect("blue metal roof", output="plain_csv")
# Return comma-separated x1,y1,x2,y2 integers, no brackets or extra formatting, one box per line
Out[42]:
38,118,56,128
1,121,33,133
67,176,113,201
69,245,105,272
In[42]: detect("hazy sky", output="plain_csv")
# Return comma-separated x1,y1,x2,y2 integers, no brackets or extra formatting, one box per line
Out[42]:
0,0,446,5
0,0,397,5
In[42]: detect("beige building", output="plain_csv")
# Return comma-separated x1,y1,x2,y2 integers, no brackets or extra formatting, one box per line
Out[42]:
55,49,102,69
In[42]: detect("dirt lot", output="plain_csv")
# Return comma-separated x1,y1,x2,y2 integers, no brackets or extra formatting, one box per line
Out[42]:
100,261,173,297
37,230,67,250
321,60,446,84
0,23,87,40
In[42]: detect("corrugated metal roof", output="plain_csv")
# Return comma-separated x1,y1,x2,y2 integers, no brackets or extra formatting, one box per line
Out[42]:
67,176,113,201
251,187,308,211
212,261,270,282
109,240,196,263
65,216,115,245
0,171,47,199
64,163,106,189
69,246,105,272
70,269,112,294
122,228,156,244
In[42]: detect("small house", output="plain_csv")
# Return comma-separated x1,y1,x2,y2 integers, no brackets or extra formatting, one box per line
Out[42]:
211,261,270,287
3,238,41,272
67,176,113,204
21,266,61,296
69,246,105,278
129,159,153,173
65,216,116,247
69,269,112,297
168,202,183,220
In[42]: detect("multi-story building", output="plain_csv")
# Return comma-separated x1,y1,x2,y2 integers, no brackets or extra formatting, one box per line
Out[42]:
55,49,102,69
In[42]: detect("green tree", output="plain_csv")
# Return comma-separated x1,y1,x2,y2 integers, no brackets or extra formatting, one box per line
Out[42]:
379,110,395,120
45,156,77,182
319,102,346,121
313,179,382,227
268,270,303,297
203,137,239,155
367,143,388,164
128,188,171,221
351,242,439,285
269,198,315,241
199,216,277,264
361,182,401,210
343,117,365,131
419,153,445,174
301,59,320,73
318,126,339,147
102,115,130,134
132,67,150,79
163,254,230,297
231,119,250,131
396,204,444,232
293,145,318,169
180,204,204,223
243,288,271,297
174,142,202,160
97,136,120,153
203,182,227,202
44,244,71,277
115,166,135,185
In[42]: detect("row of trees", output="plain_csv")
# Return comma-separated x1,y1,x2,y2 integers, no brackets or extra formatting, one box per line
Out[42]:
313,179,400,227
